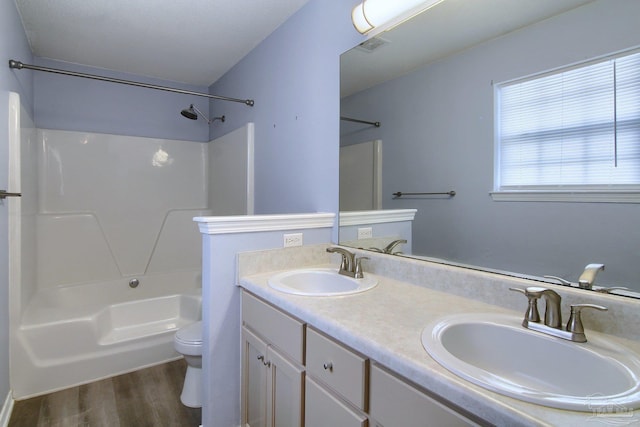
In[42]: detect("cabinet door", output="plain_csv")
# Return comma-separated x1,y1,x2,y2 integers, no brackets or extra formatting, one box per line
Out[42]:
242,327,269,427
266,346,305,427
305,377,368,427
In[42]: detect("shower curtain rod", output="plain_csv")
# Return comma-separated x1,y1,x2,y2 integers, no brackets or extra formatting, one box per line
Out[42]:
8,59,254,107
340,116,380,127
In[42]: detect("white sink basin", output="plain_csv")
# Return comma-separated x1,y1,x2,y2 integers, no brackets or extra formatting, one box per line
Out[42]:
268,268,378,296
421,313,640,412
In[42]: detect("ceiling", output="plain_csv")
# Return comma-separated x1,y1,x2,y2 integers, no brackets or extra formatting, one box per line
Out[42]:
341,0,596,97
14,0,310,87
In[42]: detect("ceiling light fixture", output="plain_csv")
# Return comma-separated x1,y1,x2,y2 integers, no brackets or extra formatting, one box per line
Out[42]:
351,0,445,35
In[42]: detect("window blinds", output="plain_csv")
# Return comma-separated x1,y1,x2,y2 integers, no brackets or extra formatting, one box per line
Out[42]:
497,51,640,190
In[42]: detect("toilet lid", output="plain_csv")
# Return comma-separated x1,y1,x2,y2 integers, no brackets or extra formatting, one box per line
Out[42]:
176,320,203,345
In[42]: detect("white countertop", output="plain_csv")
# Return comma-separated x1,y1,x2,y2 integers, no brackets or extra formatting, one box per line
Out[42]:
239,266,640,427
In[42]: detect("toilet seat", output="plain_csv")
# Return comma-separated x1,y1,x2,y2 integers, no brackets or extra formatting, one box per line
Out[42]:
174,321,203,356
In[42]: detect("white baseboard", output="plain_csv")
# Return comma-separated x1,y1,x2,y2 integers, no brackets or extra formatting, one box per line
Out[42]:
0,390,13,427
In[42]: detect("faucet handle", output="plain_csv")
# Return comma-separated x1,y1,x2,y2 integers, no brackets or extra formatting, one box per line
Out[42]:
326,247,353,272
354,257,369,279
566,303,608,342
510,286,547,298
328,252,349,271
510,287,544,323
339,255,349,271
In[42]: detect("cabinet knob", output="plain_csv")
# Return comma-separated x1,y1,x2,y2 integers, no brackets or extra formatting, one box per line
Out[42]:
323,362,333,371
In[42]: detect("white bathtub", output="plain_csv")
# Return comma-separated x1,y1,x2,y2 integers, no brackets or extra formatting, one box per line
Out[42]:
11,270,202,399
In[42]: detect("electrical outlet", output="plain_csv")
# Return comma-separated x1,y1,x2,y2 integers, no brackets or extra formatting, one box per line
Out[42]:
358,227,373,239
283,233,303,247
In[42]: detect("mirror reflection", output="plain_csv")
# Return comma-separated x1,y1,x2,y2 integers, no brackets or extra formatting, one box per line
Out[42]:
339,0,640,294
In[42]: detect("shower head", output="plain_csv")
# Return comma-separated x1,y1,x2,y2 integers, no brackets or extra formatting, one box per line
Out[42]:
181,105,198,120
180,104,225,124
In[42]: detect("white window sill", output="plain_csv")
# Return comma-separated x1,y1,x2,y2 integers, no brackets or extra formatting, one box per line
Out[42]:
490,190,640,203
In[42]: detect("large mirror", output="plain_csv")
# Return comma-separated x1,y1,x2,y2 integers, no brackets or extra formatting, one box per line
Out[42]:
339,0,640,295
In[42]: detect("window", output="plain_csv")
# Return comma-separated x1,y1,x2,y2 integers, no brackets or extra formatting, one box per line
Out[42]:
493,50,640,202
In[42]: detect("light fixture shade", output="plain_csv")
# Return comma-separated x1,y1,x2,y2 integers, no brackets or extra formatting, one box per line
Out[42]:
351,0,444,34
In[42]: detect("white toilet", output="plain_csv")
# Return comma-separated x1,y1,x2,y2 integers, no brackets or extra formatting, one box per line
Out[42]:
174,320,203,408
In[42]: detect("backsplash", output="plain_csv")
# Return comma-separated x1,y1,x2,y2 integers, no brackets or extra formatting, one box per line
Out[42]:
238,244,334,278
238,244,640,342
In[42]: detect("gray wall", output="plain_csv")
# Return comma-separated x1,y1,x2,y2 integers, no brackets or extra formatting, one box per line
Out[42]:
33,58,211,142
341,0,640,287
0,0,33,407
208,0,363,217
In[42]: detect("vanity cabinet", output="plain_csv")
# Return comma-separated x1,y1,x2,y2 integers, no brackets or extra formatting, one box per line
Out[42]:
241,290,482,427
241,292,305,427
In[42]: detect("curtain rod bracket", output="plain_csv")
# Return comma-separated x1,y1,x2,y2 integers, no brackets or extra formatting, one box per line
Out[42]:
8,59,22,69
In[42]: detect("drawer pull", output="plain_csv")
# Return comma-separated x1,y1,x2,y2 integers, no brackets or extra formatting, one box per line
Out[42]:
257,355,271,367
323,362,333,371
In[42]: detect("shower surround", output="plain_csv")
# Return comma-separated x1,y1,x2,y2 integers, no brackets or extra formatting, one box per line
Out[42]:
10,96,206,398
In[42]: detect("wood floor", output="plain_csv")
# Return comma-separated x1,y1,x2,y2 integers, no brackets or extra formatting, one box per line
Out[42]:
9,359,201,427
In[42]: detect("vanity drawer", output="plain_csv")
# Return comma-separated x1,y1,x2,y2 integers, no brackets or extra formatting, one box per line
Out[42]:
370,364,479,427
241,291,304,364
306,327,368,410
305,377,367,427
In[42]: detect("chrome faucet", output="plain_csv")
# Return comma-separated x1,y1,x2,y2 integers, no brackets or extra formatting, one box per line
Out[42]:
510,287,562,328
383,239,407,254
510,286,607,342
541,288,562,329
578,263,605,290
544,264,627,294
326,247,368,279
